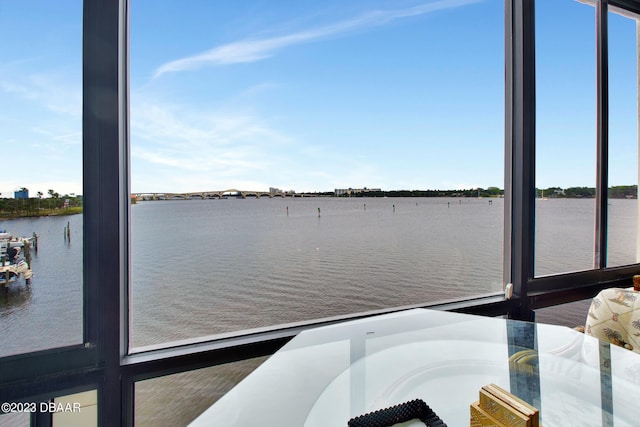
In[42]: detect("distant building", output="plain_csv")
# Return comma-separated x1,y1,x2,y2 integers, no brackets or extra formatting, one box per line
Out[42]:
14,189,29,199
270,187,296,196
334,187,381,196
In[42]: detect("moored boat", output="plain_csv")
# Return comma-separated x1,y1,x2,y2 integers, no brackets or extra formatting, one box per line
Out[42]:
0,230,35,286
0,259,33,284
0,230,36,252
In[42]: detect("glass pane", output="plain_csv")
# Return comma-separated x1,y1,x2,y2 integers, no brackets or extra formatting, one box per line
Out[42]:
535,299,592,329
607,9,639,267
135,357,266,426
0,412,29,427
0,1,83,356
130,0,504,348
535,0,596,276
52,390,97,427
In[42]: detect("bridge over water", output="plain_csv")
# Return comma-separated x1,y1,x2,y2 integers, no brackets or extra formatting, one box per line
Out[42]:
132,189,315,200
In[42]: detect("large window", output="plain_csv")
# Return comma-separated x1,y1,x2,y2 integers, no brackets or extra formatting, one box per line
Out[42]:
534,0,596,276
129,0,505,350
0,0,83,357
607,7,639,267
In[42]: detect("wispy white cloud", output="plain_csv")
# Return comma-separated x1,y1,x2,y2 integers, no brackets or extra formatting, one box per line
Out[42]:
0,74,81,117
130,100,290,186
32,128,81,146
129,98,389,192
0,69,83,195
153,0,482,78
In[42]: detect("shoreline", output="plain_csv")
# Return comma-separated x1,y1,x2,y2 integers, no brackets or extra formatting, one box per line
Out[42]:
0,207,83,220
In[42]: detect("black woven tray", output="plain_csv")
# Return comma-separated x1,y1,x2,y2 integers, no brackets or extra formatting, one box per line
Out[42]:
347,399,447,427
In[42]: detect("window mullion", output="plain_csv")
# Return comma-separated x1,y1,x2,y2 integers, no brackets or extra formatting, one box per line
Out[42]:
595,0,609,269
83,0,126,425
507,0,536,320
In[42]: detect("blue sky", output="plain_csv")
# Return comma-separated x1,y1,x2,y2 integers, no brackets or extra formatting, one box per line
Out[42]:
0,0,637,196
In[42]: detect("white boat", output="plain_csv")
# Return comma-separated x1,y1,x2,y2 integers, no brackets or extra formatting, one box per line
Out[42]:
0,231,35,251
0,259,33,284
0,230,35,285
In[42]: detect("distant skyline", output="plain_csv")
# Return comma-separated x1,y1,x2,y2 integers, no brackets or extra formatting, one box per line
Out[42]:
1,0,638,196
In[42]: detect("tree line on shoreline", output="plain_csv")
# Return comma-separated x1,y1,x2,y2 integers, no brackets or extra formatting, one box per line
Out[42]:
1,184,636,218
538,185,637,199
334,185,637,199
0,190,83,218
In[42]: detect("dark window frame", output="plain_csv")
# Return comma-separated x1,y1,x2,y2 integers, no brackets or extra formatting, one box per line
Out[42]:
1,1,639,425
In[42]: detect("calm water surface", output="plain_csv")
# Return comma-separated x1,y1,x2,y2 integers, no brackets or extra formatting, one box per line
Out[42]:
131,197,504,348
0,214,82,357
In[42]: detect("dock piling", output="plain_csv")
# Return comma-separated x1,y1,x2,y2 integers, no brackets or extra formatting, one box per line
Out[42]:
24,243,31,268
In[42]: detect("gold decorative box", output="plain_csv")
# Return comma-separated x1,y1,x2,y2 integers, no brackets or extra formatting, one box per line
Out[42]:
470,384,539,427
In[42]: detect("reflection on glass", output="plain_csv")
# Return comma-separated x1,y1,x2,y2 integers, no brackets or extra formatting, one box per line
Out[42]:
0,1,83,356
0,412,29,427
130,0,504,348
535,299,592,328
135,357,266,426
535,0,596,276
607,10,639,267
52,390,97,426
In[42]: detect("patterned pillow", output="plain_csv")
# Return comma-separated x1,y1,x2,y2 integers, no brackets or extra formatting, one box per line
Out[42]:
585,288,640,352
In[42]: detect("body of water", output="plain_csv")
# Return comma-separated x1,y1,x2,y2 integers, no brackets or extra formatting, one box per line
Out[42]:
131,197,504,348
7,197,631,356
1,197,637,425
0,214,82,357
